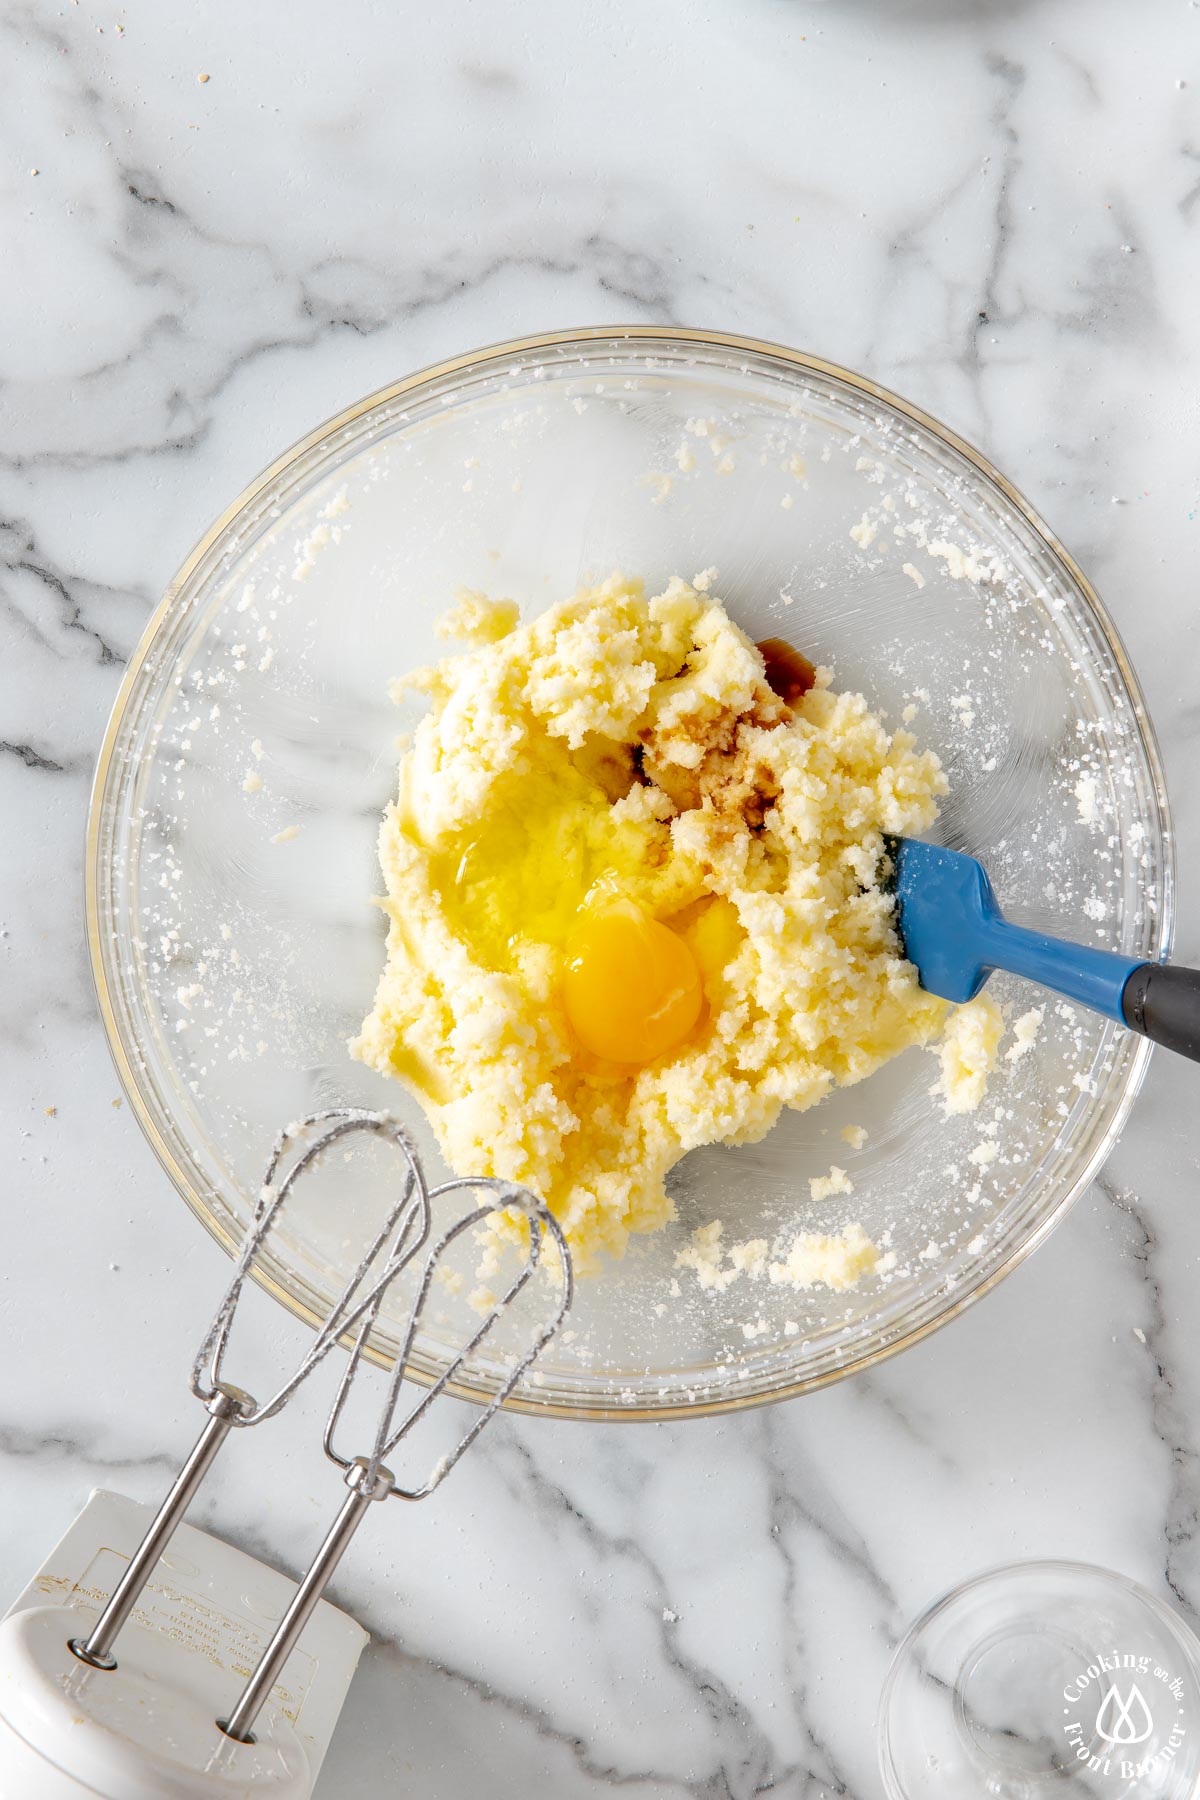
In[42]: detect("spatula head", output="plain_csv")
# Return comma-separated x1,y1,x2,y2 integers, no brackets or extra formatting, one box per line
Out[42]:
887,837,1002,1004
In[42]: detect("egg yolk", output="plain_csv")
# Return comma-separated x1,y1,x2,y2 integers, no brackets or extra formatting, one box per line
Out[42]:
563,901,704,1066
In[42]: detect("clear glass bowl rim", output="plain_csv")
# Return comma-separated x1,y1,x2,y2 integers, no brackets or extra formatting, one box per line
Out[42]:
876,1559,1200,1800
85,324,1175,1422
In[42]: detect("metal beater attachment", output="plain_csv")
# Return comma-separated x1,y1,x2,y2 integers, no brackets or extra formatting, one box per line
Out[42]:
219,1172,572,1742
68,1107,574,1754
69,1107,433,1671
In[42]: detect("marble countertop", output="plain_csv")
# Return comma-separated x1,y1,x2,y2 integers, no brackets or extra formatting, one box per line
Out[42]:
5,1,1200,1794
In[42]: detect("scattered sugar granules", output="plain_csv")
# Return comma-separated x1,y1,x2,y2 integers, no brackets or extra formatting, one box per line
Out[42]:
1074,773,1100,826
673,1221,751,1293
924,539,1005,585
642,472,674,505
674,1213,880,1296
768,1223,881,1292
931,994,1005,1115
809,1164,853,1202
1006,1006,1045,1063
292,522,332,581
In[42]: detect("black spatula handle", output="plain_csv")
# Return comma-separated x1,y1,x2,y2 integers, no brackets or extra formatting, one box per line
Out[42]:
1121,964,1200,1062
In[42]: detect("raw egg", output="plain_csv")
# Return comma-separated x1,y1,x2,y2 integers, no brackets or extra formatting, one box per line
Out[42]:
563,900,703,1066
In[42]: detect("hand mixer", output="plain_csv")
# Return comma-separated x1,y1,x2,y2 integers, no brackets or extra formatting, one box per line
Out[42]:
0,1107,572,1799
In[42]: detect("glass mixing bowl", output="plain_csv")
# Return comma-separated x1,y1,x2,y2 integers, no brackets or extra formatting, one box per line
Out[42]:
87,328,1171,1420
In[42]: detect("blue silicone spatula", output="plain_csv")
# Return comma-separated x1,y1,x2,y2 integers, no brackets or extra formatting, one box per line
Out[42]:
889,838,1200,1063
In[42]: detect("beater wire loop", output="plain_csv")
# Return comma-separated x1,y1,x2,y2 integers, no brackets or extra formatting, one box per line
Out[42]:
191,1108,432,1424
324,1175,574,1498
71,1105,573,1734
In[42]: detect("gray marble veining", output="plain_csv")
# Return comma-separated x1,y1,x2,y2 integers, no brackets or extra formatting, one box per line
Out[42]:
3,2,1200,1794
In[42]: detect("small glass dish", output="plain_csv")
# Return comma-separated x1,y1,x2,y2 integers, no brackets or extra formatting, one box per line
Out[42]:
87,327,1171,1419
879,1561,1200,1798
